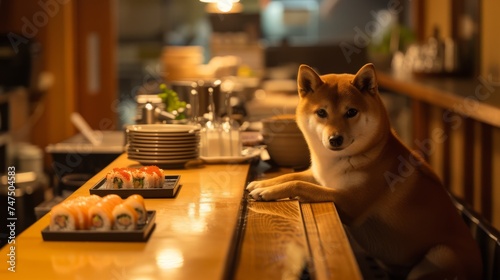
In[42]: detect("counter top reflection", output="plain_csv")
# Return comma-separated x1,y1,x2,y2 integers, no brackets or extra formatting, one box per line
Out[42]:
0,154,250,279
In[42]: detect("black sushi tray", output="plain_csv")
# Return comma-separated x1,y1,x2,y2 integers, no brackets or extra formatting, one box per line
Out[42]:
41,211,156,242
89,175,181,198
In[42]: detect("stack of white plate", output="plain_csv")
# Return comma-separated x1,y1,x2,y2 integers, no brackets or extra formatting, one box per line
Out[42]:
125,124,200,168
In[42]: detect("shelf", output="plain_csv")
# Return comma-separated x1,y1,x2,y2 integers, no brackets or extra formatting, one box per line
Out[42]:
376,70,500,128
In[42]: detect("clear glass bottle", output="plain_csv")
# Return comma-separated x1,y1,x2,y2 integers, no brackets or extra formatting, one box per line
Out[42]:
200,86,223,157
221,82,241,157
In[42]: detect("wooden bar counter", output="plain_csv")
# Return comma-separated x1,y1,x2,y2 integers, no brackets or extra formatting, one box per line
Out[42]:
0,154,361,279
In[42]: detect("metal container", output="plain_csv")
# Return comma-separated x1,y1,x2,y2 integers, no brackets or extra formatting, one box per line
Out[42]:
135,94,164,123
169,79,224,120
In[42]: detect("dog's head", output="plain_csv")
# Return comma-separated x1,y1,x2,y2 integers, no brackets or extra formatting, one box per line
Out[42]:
296,63,390,155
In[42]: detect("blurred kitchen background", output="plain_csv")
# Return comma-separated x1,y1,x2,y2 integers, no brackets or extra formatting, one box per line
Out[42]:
1,0,499,239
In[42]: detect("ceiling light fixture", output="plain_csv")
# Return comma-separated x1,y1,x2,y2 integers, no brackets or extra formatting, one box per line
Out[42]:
200,0,241,13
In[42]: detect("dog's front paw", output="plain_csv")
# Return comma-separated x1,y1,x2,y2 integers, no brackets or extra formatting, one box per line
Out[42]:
248,188,270,201
246,181,262,192
249,186,290,201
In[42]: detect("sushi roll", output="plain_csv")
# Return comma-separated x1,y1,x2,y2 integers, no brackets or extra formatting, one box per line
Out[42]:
88,201,115,231
101,194,123,208
49,203,79,231
88,194,123,231
131,168,147,189
112,204,138,230
105,168,133,189
123,194,147,224
82,194,102,204
140,165,163,178
49,195,103,231
133,166,163,189
69,201,90,230
67,197,100,230
104,166,163,189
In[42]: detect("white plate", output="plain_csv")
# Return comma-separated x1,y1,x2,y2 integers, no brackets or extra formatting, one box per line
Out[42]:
129,158,199,168
127,150,199,157
128,140,200,147
127,140,199,146
128,135,200,142
127,132,200,138
200,147,262,164
127,131,200,138
126,145,197,153
128,153,198,160
126,124,200,133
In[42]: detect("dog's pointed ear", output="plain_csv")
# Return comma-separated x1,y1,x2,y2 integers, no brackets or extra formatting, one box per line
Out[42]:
352,63,378,95
297,64,323,97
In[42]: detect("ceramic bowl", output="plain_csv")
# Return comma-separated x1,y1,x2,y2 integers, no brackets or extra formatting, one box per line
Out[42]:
262,132,310,168
261,114,301,135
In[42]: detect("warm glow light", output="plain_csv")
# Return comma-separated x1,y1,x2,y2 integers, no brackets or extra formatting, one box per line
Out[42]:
201,0,242,14
156,249,184,270
205,2,243,14
217,0,233,12
199,0,239,2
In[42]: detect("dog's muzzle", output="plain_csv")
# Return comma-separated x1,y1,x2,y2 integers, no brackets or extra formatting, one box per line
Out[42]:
329,135,344,149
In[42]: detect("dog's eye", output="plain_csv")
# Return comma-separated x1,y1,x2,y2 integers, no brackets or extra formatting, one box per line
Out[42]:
345,108,358,118
315,109,328,118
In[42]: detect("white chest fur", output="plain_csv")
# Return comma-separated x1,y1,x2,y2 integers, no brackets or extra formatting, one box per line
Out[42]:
310,148,370,190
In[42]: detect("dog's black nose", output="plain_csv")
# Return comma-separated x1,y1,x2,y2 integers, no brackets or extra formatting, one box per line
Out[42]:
329,135,344,147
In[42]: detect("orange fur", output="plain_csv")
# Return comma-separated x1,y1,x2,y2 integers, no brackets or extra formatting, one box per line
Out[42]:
247,64,482,279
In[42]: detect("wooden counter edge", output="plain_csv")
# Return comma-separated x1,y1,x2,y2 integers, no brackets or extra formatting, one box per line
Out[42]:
376,70,500,128
301,202,363,280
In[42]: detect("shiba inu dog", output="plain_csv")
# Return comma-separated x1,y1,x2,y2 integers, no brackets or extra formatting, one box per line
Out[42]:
247,64,482,279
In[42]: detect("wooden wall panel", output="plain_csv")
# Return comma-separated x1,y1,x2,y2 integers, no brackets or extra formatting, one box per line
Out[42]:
74,0,118,130
481,0,500,78
1,0,119,171
462,118,475,206
39,0,77,147
428,106,446,182
0,0,77,166
448,114,465,198
492,128,500,228
418,107,498,227
423,0,452,39
473,122,493,219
